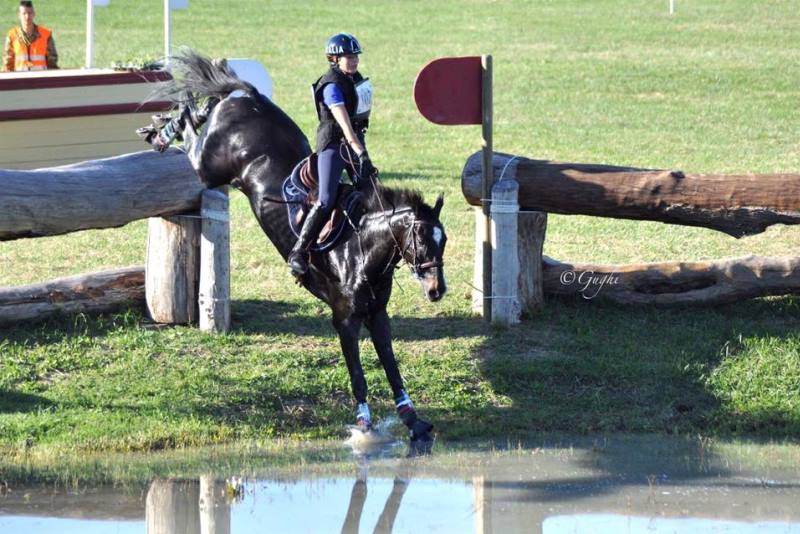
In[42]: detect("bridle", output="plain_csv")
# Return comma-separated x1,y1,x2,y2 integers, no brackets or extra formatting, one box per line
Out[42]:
347,152,444,279
400,217,444,278
364,208,442,277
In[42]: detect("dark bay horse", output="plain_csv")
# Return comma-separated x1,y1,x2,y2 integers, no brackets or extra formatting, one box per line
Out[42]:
156,50,447,442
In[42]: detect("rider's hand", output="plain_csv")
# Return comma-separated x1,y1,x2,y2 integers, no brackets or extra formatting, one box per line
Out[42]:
359,151,376,179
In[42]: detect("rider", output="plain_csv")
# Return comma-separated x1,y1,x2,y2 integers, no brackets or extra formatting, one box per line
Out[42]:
287,32,375,278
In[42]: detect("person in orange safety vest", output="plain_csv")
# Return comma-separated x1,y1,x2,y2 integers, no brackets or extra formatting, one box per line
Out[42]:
2,1,58,72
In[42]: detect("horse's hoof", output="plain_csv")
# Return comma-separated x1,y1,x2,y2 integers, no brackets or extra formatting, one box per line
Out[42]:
407,432,434,457
151,113,172,128
135,125,156,140
356,417,372,433
409,419,433,442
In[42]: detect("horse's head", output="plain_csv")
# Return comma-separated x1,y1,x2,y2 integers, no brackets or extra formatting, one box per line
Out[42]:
402,194,447,302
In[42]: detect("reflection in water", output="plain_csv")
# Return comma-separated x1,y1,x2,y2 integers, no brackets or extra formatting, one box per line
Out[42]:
341,475,367,533
341,454,411,534
146,477,231,534
1,436,800,533
544,514,800,534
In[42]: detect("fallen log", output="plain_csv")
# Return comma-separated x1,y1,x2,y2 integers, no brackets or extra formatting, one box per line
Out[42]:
0,267,145,325
0,148,202,241
462,151,800,237
542,255,800,305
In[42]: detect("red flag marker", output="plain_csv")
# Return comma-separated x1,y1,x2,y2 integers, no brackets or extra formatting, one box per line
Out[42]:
413,55,494,322
413,56,482,125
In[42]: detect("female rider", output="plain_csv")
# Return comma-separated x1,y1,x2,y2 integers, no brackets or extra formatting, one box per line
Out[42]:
287,32,375,278
289,34,429,436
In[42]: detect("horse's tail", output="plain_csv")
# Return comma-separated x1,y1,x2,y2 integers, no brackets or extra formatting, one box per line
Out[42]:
155,47,258,102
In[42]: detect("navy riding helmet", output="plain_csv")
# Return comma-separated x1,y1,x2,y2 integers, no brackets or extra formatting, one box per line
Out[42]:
325,33,362,62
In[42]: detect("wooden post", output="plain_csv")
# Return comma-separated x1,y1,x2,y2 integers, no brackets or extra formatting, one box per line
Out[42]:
481,54,494,321
199,188,231,333
518,211,547,315
145,214,201,324
491,179,521,325
472,207,487,314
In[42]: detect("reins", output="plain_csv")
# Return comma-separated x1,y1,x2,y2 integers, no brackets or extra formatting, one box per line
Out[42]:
256,142,444,282
343,147,444,278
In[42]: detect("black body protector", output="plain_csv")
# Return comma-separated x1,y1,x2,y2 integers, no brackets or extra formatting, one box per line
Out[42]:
312,67,373,153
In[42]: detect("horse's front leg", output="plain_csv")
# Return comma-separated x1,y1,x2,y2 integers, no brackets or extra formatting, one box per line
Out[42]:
365,309,433,442
333,312,372,429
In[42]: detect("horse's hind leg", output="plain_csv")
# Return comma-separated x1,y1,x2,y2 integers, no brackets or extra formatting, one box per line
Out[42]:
334,313,372,429
365,309,433,441
177,95,221,170
180,116,205,171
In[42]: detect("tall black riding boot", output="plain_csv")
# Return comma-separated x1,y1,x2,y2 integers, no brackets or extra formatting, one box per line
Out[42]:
288,204,329,277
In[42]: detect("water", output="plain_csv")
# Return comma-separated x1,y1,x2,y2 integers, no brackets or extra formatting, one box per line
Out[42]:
1,434,799,533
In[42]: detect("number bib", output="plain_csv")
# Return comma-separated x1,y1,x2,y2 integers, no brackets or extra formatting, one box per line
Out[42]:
354,79,373,122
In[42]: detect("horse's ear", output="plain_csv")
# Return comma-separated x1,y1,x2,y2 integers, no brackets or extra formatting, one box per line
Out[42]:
433,194,444,219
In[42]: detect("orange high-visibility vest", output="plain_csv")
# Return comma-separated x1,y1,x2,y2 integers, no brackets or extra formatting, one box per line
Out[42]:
8,25,50,71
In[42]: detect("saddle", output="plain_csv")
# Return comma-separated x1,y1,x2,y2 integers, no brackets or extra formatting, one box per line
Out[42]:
281,154,364,252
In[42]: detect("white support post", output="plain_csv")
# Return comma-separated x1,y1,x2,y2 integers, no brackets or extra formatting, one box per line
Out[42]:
86,0,110,69
85,0,94,68
490,179,521,325
199,188,230,333
163,0,172,62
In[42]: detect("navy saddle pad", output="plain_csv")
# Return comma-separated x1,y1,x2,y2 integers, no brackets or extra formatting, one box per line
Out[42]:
281,157,363,253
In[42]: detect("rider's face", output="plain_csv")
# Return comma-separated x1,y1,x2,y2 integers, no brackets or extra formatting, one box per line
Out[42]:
336,54,359,75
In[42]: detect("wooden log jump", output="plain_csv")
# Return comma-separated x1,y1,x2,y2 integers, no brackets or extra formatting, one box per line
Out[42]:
0,150,230,331
0,148,202,241
463,151,800,321
542,255,800,305
462,152,800,238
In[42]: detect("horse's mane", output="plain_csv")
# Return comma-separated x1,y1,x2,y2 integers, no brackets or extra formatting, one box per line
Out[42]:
364,184,432,217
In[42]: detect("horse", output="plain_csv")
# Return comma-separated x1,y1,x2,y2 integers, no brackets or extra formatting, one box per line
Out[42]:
152,50,447,443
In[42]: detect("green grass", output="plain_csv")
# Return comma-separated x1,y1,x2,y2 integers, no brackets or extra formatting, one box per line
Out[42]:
1,0,800,455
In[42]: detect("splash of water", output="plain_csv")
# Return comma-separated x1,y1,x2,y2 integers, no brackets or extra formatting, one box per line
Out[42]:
344,416,402,451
